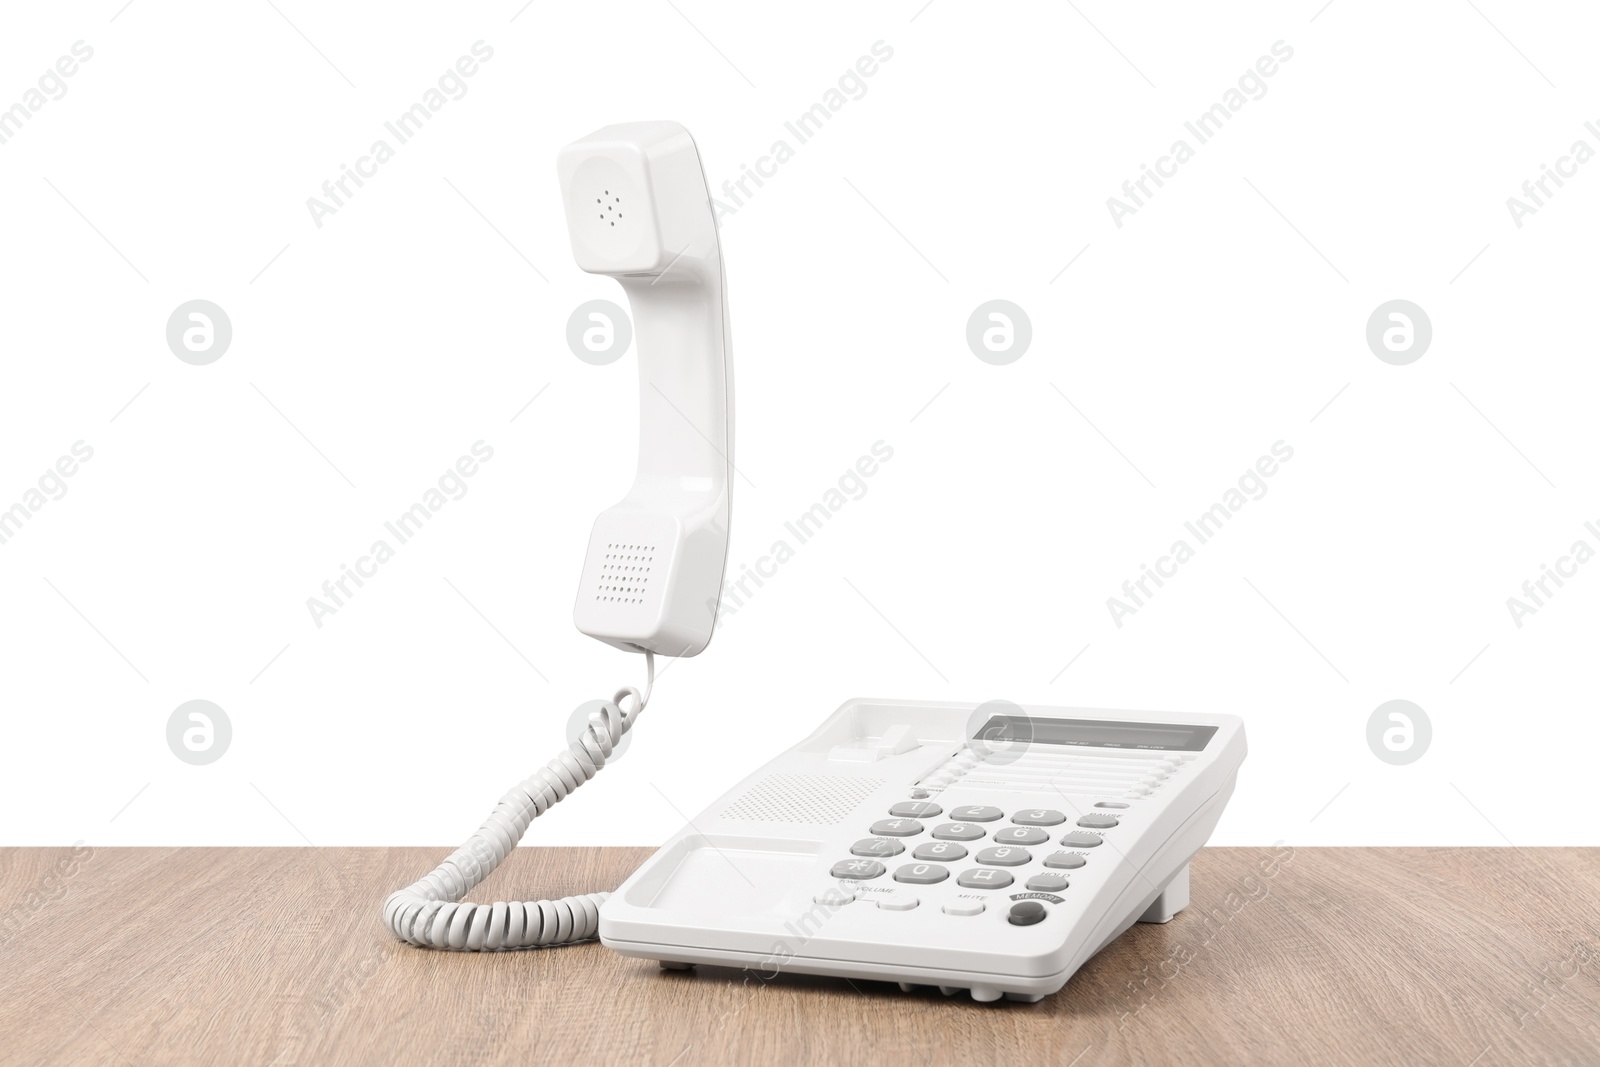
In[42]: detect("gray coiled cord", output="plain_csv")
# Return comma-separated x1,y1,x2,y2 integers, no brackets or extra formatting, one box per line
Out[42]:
382,652,654,951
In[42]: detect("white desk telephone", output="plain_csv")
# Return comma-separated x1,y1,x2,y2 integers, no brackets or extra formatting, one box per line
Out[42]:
383,122,1247,1004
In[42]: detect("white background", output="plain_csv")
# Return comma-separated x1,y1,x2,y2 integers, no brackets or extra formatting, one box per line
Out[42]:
2,1,1596,850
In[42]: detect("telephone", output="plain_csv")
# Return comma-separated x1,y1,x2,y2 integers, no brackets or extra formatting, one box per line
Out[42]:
382,123,1247,1004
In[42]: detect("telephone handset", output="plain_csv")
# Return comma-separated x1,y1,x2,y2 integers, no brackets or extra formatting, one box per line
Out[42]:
383,121,732,950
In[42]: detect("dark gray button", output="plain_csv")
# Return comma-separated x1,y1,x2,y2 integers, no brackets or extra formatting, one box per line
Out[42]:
1011,809,1066,826
956,868,1014,889
1043,852,1087,869
850,837,905,858
1008,900,1047,926
1059,831,1103,848
831,859,885,879
870,818,925,837
932,822,986,841
950,805,1003,822
1094,801,1129,809
1077,814,1120,829
893,862,950,885
1026,872,1069,892
976,846,1032,867
993,826,1049,846
913,841,968,862
889,801,942,818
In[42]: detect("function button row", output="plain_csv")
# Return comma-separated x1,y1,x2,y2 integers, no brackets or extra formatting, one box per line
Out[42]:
913,841,967,861
1077,814,1120,829
931,822,986,841
888,801,942,818
870,818,925,837
850,837,904,858
993,826,1049,846
1026,872,1069,892
1059,831,1103,848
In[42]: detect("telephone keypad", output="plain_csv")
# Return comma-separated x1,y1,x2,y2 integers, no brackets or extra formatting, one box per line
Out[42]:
831,796,1123,911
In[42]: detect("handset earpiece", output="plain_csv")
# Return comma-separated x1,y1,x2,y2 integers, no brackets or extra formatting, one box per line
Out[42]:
557,121,732,658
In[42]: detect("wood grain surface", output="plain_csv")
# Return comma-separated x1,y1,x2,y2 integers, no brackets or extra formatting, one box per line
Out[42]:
1,847,1597,1066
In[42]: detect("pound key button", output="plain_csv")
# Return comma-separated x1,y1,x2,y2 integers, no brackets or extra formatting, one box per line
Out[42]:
1007,901,1048,926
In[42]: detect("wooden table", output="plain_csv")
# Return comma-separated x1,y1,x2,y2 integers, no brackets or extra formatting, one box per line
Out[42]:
2,847,1597,1065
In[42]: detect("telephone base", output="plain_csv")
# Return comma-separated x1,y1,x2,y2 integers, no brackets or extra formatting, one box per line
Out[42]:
1137,863,1190,925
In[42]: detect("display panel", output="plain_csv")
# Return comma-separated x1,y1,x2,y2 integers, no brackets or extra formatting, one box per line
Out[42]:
973,715,1216,752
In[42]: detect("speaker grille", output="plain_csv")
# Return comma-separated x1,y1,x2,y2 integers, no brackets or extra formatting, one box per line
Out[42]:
596,542,654,605
718,773,884,825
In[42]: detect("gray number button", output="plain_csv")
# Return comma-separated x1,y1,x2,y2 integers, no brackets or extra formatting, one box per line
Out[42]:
931,822,986,841
976,846,1032,867
1076,814,1119,829
889,801,943,818
850,837,905,858
831,859,885,879
993,826,1048,845
913,841,968,861
1043,852,1087,869
894,862,950,885
951,805,1003,822
1026,872,1069,892
1011,809,1065,826
1058,831,1103,848
956,868,1015,889
870,818,925,837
